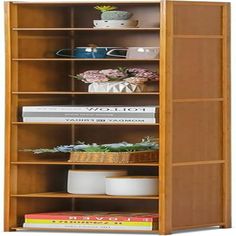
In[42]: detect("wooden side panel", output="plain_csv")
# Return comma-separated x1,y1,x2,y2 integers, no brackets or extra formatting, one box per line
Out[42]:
167,1,231,231
173,38,222,99
173,5,222,35
173,102,222,163
172,165,223,227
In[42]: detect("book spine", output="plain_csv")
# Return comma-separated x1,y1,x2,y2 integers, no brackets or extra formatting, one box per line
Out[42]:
25,219,152,227
22,106,157,113
23,112,156,118
23,117,156,123
23,223,153,231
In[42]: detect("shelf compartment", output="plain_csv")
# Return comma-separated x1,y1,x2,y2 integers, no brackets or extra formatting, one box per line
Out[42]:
12,227,159,234
11,192,159,200
16,3,160,28
16,60,159,93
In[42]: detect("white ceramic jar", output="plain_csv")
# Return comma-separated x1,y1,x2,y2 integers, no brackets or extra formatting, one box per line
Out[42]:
67,170,127,194
105,176,158,196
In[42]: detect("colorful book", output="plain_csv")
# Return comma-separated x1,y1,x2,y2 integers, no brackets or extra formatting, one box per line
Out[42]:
23,223,156,230
25,211,158,222
25,219,153,227
22,117,156,123
22,106,157,113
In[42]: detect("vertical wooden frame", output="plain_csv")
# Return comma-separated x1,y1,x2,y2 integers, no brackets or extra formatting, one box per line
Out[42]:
4,1,12,231
221,3,231,228
159,0,172,234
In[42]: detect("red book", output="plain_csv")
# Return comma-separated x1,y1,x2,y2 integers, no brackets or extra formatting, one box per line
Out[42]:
25,212,159,222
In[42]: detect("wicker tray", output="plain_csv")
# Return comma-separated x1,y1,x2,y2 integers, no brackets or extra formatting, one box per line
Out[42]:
68,150,158,164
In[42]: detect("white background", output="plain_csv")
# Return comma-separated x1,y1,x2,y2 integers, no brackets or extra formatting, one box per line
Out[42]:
0,0,235,235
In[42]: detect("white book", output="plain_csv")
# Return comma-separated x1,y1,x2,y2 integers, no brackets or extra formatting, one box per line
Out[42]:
23,223,153,231
22,106,157,113
23,117,156,123
23,112,156,119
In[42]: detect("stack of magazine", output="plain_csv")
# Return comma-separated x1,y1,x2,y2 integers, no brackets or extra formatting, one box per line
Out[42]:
23,211,158,231
22,106,158,124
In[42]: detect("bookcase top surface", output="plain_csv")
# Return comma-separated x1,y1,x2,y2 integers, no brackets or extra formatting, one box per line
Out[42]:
10,0,161,4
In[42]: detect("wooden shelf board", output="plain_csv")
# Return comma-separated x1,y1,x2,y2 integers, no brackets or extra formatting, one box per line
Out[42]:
12,91,160,95
12,122,159,126
11,161,159,166
13,27,160,31
11,192,159,200
12,58,160,62
12,227,159,234
173,98,224,103
173,34,223,39
172,160,225,167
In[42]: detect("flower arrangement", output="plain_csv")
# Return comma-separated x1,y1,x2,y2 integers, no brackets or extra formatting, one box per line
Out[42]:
23,137,159,154
71,67,159,85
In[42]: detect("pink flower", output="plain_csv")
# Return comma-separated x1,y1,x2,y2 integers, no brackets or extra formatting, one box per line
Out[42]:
79,70,108,83
124,77,148,84
100,69,127,79
127,68,159,81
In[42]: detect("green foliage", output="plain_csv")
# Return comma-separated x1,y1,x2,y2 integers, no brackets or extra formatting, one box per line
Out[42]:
94,5,118,12
21,137,159,154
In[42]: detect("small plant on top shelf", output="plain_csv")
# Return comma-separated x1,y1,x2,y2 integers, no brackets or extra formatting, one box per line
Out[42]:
93,5,138,28
94,5,132,20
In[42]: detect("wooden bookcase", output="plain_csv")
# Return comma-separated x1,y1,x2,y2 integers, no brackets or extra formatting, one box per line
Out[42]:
4,0,231,234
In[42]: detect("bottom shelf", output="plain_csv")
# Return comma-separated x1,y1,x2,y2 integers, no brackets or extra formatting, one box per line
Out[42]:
12,227,159,234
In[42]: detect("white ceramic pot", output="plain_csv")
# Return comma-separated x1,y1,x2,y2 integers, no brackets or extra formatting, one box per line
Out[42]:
126,47,160,59
105,176,159,196
93,20,138,28
88,81,145,93
67,170,127,194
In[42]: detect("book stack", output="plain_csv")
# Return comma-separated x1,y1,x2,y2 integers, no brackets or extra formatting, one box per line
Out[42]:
23,211,158,231
22,106,157,124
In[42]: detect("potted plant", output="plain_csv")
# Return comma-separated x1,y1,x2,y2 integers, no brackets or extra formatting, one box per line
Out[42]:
71,67,159,93
94,5,132,20
93,5,138,28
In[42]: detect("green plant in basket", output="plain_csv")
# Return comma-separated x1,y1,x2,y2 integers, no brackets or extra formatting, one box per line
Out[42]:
21,137,159,155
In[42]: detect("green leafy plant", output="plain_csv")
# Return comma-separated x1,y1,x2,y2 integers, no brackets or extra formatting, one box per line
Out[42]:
22,137,159,155
94,5,118,12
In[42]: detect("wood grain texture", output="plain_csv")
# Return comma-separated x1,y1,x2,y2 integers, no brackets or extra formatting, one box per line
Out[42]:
4,2,12,231
170,1,231,232
172,165,223,228
159,0,172,234
221,3,231,228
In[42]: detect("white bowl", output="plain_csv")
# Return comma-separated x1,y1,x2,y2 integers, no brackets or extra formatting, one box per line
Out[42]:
93,20,139,28
67,170,127,194
105,176,159,196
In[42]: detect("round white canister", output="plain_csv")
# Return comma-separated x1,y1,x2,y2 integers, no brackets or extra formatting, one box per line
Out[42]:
67,170,127,194
105,176,159,196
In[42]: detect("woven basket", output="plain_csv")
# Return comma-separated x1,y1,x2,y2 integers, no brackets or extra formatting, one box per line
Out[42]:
68,150,158,164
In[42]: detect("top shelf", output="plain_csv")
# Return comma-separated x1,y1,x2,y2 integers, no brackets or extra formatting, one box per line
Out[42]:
13,28,160,31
